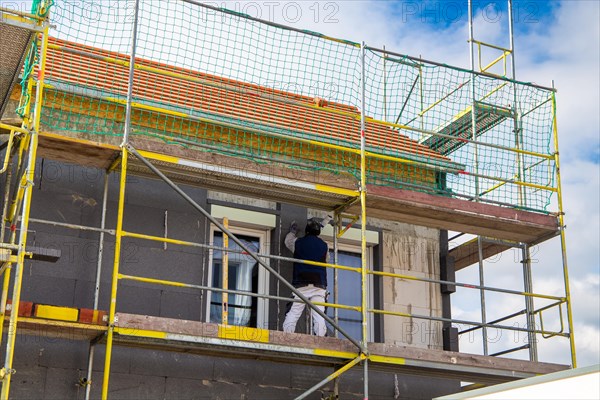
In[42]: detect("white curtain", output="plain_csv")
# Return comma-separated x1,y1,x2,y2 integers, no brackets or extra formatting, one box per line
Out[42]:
230,252,254,326
211,235,257,326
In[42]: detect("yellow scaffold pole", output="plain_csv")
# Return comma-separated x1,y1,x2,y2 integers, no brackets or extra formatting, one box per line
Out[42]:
551,88,577,368
222,217,229,326
101,148,128,399
0,19,50,399
0,51,37,366
359,41,369,399
102,1,139,395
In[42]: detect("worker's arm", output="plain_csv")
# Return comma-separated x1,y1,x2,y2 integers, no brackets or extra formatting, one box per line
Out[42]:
284,221,298,253
284,231,297,253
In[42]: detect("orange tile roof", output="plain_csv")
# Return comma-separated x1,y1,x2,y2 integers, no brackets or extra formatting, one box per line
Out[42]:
45,37,450,163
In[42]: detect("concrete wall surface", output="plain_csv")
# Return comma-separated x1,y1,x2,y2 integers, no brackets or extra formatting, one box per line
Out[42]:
0,159,457,399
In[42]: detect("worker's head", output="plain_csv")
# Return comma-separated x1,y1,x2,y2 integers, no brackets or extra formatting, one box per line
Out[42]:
305,217,322,236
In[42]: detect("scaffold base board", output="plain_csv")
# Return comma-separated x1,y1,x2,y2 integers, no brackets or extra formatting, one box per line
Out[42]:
111,313,567,385
3,307,568,385
450,238,516,271
358,186,558,244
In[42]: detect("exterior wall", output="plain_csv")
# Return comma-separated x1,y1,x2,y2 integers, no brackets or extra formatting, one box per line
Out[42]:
310,211,443,349
380,223,443,349
6,335,459,400
0,159,458,399
208,190,277,211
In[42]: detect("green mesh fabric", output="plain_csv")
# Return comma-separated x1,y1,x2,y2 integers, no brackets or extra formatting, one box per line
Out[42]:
31,0,556,213
15,0,55,118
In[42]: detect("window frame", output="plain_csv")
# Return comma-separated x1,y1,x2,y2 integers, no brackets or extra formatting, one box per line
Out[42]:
324,240,375,342
206,224,271,328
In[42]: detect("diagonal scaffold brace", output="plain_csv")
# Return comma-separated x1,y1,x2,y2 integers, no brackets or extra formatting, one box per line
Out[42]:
124,143,368,355
295,354,366,400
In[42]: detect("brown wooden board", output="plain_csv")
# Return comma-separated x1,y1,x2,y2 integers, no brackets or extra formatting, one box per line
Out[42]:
367,342,567,384
126,136,356,210
450,239,514,271
4,317,106,341
2,311,568,384
112,313,567,385
352,186,559,244
131,136,358,191
37,132,120,169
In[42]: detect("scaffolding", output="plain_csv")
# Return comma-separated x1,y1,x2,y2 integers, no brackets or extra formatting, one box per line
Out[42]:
0,1,576,399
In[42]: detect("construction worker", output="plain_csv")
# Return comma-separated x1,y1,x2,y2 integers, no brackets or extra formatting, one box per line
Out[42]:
283,215,332,336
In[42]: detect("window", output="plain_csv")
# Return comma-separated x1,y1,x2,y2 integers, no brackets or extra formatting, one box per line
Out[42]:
326,246,373,341
207,227,270,328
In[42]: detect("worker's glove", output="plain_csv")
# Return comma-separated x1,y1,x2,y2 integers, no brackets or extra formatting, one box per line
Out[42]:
289,220,298,234
319,215,334,227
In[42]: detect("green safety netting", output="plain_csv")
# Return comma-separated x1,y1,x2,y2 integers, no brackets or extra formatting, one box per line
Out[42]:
27,0,555,212
15,0,55,117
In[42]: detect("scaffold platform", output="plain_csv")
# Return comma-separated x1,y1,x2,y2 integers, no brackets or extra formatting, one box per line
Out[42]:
2,309,568,386
0,124,561,248
422,102,514,156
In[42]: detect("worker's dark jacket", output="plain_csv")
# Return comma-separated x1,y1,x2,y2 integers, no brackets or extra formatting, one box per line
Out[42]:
292,234,328,288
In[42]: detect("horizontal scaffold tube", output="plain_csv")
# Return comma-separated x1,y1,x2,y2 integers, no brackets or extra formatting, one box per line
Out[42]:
366,45,556,92
0,6,45,20
460,299,565,335
125,144,367,353
369,308,568,337
460,308,528,334
186,0,555,92
18,213,562,302
122,230,361,273
118,273,360,312
0,123,28,135
29,218,115,235
369,270,564,301
16,213,564,303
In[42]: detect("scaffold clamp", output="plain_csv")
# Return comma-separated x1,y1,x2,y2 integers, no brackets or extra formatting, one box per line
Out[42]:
0,368,16,381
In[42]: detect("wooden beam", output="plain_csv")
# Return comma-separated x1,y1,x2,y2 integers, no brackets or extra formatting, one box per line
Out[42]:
3,310,568,384
112,313,567,384
131,136,358,191
352,186,559,245
369,342,567,382
6,317,106,341
36,131,120,169
450,239,515,271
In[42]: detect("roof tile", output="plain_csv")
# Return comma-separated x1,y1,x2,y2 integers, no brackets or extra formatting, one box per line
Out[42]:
45,37,449,163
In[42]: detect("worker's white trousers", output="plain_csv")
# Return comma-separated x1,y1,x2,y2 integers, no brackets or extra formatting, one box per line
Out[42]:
283,285,327,336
